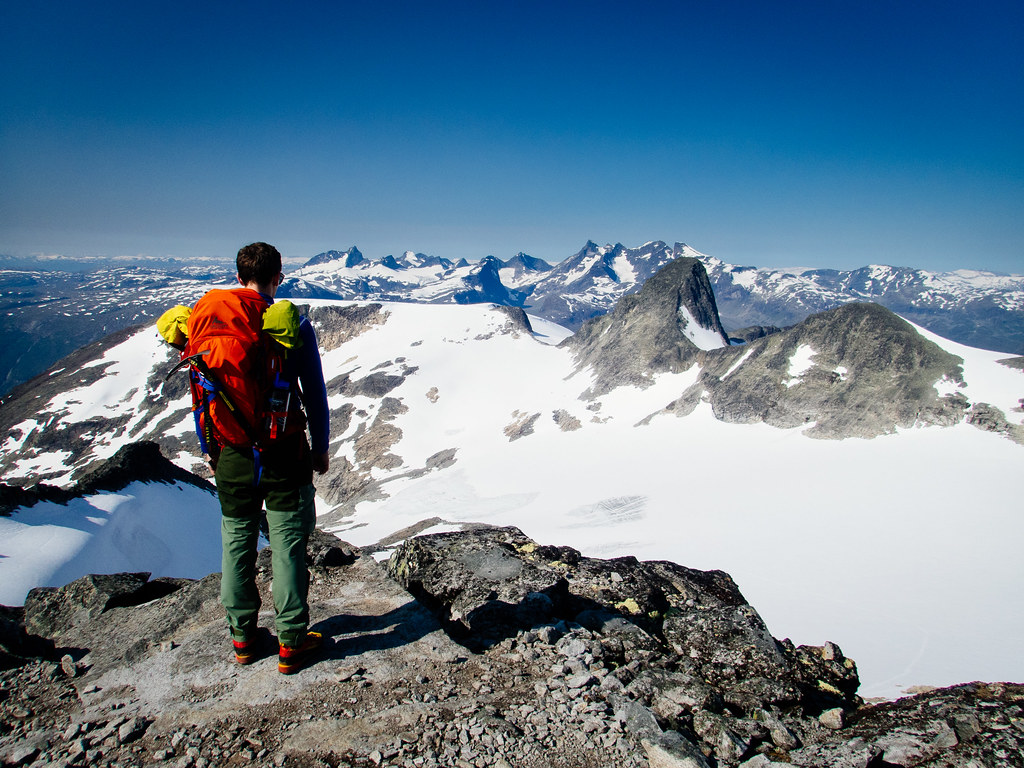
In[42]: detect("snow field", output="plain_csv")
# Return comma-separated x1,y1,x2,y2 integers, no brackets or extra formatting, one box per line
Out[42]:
8,329,189,485
679,305,727,350
0,482,222,606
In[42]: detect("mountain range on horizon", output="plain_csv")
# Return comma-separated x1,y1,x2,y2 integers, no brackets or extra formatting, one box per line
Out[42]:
1,240,1022,397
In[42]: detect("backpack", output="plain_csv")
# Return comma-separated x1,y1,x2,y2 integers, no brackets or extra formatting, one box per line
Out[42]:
161,289,306,474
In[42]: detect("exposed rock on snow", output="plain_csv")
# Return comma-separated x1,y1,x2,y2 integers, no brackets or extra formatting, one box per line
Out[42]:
306,303,391,352
481,305,534,339
726,325,785,344
503,411,541,442
387,527,859,716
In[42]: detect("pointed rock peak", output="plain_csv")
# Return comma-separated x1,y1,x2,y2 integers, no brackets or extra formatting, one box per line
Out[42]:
634,257,730,350
344,247,364,267
380,254,401,270
304,247,363,268
576,240,607,257
505,253,552,272
564,257,729,397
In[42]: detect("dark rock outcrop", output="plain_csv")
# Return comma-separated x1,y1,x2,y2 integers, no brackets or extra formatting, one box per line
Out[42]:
306,302,390,352
453,257,528,307
387,526,861,719
698,302,970,438
1,527,1020,768
727,325,785,344
0,606,54,670
75,441,213,495
563,257,729,397
23,572,185,640
487,305,534,337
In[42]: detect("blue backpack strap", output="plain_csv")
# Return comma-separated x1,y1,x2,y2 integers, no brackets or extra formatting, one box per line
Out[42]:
189,368,220,459
252,446,264,486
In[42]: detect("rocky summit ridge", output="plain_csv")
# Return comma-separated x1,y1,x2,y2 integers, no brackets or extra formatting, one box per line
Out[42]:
2,511,1022,768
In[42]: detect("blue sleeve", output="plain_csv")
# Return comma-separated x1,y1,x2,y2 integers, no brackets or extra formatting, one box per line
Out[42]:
294,317,330,455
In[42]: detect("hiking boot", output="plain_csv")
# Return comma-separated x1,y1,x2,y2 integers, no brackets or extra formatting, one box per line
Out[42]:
278,631,323,675
233,637,259,665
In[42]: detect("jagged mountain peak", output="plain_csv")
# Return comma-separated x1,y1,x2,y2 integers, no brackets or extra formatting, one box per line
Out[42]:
505,252,551,270
708,256,1024,354
564,256,729,397
303,246,364,269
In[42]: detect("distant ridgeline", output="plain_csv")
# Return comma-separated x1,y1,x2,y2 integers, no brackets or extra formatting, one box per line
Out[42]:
2,241,1022,395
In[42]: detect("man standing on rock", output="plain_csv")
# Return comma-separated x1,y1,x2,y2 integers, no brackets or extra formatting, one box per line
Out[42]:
161,242,330,673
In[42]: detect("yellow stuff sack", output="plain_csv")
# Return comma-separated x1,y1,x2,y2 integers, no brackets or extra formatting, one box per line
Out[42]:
262,300,303,350
157,305,192,349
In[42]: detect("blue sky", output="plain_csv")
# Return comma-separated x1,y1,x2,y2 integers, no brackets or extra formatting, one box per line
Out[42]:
2,1,1022,272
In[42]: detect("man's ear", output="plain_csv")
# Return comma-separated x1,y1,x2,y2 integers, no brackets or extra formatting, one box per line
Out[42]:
237,274,245,286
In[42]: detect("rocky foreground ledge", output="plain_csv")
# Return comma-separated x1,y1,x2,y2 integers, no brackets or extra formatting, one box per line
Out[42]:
1,526,1021,768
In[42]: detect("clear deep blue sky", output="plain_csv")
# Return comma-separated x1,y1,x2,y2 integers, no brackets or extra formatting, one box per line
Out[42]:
2,1,1022,272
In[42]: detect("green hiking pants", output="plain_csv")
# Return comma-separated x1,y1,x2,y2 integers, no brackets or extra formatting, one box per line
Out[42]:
215,437,316,649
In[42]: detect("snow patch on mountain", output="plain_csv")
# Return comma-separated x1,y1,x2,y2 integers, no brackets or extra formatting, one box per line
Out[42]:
907,320,1024,421
785,344,817,387
679,305,727,351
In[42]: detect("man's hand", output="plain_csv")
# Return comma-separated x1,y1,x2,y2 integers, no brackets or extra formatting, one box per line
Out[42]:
312,452,330,474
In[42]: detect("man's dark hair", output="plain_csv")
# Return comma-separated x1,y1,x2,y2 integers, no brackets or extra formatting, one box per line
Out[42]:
237,242,282,286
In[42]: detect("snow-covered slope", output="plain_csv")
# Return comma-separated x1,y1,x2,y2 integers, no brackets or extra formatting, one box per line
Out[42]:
0,480,221,607
2,291,1022,699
